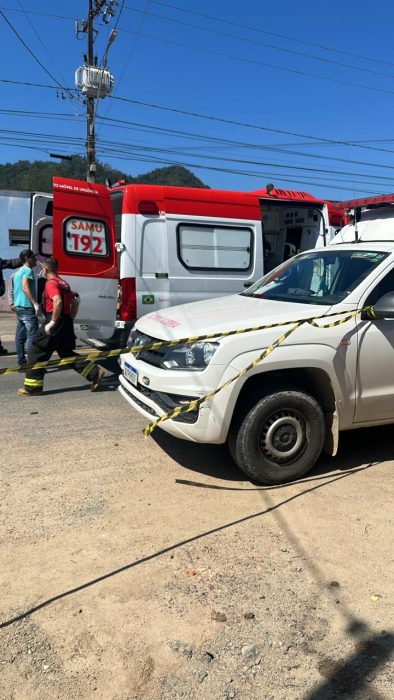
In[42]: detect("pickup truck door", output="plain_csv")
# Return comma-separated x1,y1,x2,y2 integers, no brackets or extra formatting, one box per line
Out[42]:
52,178,118,343
354,265,394,423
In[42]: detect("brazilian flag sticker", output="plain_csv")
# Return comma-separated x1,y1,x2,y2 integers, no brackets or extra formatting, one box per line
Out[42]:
142,294,155,304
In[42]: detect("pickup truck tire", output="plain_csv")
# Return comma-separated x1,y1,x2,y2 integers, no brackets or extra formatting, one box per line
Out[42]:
229,388,325,485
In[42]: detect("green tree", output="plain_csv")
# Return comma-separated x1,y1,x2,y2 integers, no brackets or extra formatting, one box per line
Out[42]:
0,157,209,192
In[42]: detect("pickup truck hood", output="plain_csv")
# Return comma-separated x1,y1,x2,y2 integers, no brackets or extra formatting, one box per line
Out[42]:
137,295,331,340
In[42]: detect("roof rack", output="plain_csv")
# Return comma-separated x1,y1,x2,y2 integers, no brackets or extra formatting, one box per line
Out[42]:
333,193,394,210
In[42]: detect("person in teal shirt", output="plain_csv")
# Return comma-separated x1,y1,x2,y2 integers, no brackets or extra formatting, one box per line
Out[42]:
0,255,21,355
13,249,39,366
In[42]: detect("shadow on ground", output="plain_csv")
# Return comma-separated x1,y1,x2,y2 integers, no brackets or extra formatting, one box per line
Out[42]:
43,374,120,395
152,423,394,485
305,632,394,700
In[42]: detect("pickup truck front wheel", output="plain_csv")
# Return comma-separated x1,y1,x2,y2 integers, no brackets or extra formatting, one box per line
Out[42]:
229,388,326,484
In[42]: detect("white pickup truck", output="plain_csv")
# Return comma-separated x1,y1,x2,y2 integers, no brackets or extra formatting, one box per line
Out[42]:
118,236,394,484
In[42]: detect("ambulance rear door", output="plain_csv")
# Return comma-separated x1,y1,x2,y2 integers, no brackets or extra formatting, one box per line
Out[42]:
30,191,54,259
52,177,118,344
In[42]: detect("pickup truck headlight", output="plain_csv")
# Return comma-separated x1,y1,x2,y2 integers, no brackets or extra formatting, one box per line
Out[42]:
162,341,219,370
127,328,219,370
127,328,150,348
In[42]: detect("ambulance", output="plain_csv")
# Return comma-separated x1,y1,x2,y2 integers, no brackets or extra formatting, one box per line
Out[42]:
29,178,336,350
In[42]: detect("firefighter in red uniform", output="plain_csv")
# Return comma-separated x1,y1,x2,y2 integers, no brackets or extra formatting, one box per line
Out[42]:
18,258,104,396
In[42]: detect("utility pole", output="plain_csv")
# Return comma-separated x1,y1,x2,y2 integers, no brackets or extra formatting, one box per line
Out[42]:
86,0,95,183
75,1,117,182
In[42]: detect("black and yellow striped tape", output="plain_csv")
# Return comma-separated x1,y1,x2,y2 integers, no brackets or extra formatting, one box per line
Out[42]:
143,321,303,437
0,306,372,377
142,307,364,437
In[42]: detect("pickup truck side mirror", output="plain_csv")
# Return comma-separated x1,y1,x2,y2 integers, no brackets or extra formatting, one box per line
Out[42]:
368,291,394,320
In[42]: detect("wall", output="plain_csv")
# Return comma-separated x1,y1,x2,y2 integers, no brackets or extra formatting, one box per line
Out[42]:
0,191,31,311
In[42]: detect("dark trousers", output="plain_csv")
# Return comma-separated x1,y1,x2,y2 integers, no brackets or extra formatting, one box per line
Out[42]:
24,315,99,393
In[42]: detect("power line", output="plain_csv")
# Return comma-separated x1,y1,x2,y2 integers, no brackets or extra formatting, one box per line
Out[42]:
98,0,152,131
146,0,394,69
7,107,394,165
108,93,394,163
89,129,394,182
122,3,394,80
15,0,68,88
1,124,394,190
3,77,394,163
92,148,383,195
0,9,79,103
0,109,85,122
2,2,393,71
114,28,394,100
2,107,394,177
0,127,384,194
3,76,394,176
91,112,394,156
92,1,127,136
0,6,75,21
4,0,394,101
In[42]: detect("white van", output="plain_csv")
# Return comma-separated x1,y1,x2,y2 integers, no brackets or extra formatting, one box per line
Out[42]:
29,178,332,349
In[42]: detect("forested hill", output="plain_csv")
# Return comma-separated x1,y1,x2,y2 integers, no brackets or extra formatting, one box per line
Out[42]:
0,156,209,191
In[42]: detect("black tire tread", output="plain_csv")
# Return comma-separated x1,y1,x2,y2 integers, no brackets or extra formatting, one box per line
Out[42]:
230,387,325,485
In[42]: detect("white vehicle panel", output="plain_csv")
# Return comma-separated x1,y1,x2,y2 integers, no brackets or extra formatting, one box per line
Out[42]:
64,274,117,341
355,319,394,422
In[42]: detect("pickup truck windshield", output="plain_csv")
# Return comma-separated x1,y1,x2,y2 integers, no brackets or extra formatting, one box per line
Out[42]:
243,250,388,305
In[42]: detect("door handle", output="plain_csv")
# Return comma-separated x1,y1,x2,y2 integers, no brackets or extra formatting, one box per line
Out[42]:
155,272,168,279
243,282,252,288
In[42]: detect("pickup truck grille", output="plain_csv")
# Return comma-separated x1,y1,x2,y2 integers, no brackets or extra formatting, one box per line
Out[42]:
122,373,199,425
121,382,158,417
137,383,200,424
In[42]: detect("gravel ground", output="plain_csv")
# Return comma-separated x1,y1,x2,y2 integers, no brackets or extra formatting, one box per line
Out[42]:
0,313,393,699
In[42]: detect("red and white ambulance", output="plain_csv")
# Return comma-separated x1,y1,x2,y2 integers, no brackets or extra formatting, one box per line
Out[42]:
30,178,336,349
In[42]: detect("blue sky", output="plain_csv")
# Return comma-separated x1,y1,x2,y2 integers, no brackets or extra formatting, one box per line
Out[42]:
1,0,394,200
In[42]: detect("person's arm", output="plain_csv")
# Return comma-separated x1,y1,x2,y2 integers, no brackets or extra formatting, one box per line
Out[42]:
22,276,37,306
45,294,62,334
7,274,15,310
1,258,21,270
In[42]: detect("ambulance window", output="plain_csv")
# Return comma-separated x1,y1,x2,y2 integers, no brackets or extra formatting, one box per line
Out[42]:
39,224,53,256
110,192,123,242
9,228,30,246
63,217,109,257
177,224,253,271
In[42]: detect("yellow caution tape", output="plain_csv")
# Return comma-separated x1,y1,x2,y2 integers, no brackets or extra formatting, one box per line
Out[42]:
143,321,302,437
0,306,372,377
142,308,364,437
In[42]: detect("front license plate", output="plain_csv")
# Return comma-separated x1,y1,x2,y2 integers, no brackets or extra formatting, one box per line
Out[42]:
124,362,138,386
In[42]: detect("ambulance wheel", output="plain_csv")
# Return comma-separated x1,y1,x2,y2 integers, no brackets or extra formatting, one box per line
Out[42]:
229,388,325,485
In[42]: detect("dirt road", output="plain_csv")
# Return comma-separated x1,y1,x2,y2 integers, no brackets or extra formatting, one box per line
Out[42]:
0,315,393,699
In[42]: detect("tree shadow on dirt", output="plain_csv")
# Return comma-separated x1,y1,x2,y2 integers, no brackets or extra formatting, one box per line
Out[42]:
152,423,393,486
